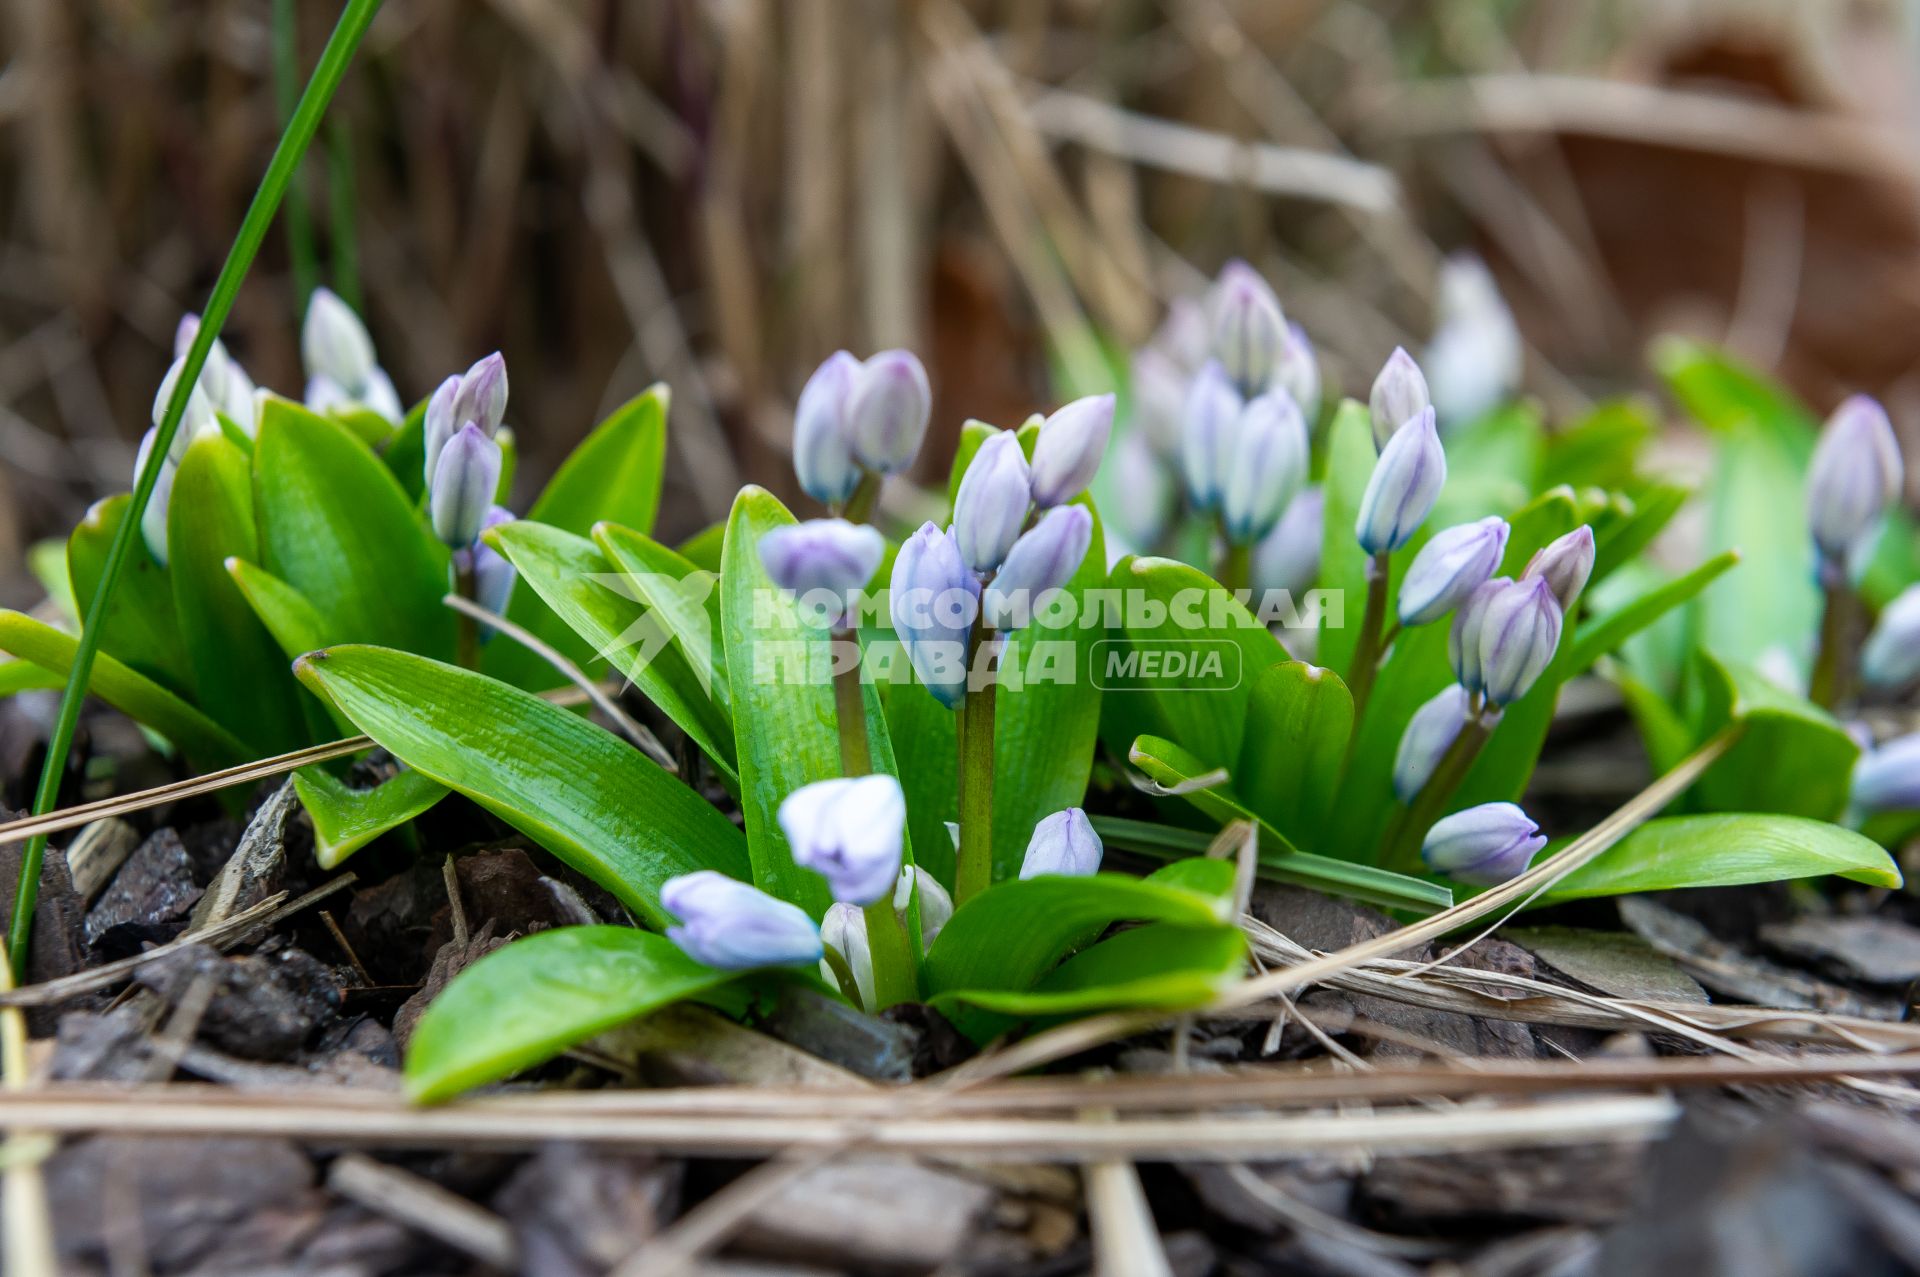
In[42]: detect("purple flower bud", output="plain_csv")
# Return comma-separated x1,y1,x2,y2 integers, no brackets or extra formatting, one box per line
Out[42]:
451,352,509,439
1111,430,1177,551
1355,407,1446,554
422,374,463,488
889,521,980,708
847,349,931,474
758,517,885,627
1394,684,1472,802
1154,296,1210,371
1221,391,1310,545
1808,395,1904,566
1421,802,1546,885
1179,360,1242,513
778,774,907,906
985,505,1092,630
1399,516,1510,626
153,356,217,459
1131,347,1187,456
1030,394,1114,508
1426,255,1522,427
1210,259,1286,395
472,506,518,619
1274,322,1321,420
1020,808,1103,878
430,423,504,548
1369,347,1431,452
953,430,1031,572
300,286,377,392
1852,734,1920,814
662,871,823,970
1477,576,1563,707
1449,576,1506,695
793,351,862,507
1253,485,1324,599
133,428,178,567
1523,525,1595,610
1864,585,1920,688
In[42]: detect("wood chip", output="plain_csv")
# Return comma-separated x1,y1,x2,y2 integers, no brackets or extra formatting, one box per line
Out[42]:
62,818,138,904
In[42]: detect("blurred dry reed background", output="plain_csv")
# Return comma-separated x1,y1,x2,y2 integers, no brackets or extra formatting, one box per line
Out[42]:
4,0,1920,596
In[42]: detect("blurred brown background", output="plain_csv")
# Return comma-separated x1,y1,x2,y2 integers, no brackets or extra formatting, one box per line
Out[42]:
4,0,1920,595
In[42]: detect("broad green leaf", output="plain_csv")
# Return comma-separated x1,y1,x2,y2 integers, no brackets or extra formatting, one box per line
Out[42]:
924,860,1234,998
1688,651,1857,821
27,539,73,623
254,398,453,658
1317,401,1375,676
1097,555,1285,772
380,397,429,503
1590,482,1688,587
1428,402,1545,527
295,645,749,928
592,521,730,720
677,522,725,574
329,406,398,448
932,924,1246,1041
0,661,61,696
1571,551,1740,672
1608,663,1695,777
226,558,350,739
486,519,735,779
1543,814,1901,903
1541,398,1656,492
67,496,192,695
526,385,669,537
404,925,743,1102
0,610,249,767
169,434,307,754
1237,661,1352,849
293,766,451,868
1092,815,1453,913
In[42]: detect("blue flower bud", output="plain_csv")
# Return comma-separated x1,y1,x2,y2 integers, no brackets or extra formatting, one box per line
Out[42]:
175,313,256,426
1399,516,1509,626
1864,585,1920,688
301,286,377,393
985,505,1092,630
430,423,504,548
1449,576,1506,694
1110,431,1177,552
1210,259,1286,395
889,521,980,708
1020,807,1103,878
1369,347,1430,452
1155,295,1210,371
422,374,462,488
1030,394,1114,508
1253,485,1324,599
1421,801,1546,885
848,349,931,474
953,431,1031,572
452,351,509,439
1355,407,1446,554
1274,321,1321,420
1179,360,1241,513
758,517,885,627
1852,734,1920,815
152,356,218,460
1131,347,1188,456
1523,525,1595,610
793,351,862,506
662,871,823,970
1394,684,1473,802
1476,576,1562,707
1808,395,1904,567
133,428,178,567
778,774,907,906
820,866,952,1008
472,507,518,618
1221,391,1309,545
1426,255,1522,427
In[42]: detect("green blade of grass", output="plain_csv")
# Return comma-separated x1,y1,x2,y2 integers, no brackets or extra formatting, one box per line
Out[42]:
7,0,385,978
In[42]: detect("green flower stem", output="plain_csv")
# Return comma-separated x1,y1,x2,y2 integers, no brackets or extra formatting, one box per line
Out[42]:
272,0,319,307
1378,713,1495,875
1808,573,1855,710
327,114,362,310
954,620,999,906
1218,541,1250,594
1344,552,1392,718
6,0,384,980
841,470,881,526
453,559,480,670
861,894,918,1010
830,627,872,776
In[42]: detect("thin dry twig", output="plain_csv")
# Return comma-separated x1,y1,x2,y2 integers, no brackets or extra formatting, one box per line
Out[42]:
328,1152,519,1269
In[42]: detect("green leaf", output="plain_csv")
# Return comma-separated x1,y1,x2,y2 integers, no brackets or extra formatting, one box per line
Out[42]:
1591,482,1689,587
923,860,1234,999
677,522,725,574
1687,651,1858,821
486,519,735,778
292,766,451,869
0,661,62,696
1091,815,1453,913
294,645,750,928
254,398,453,658
380,397,429,503
67,496,192,695
1237,661,1352,849
1543,814,1902,903
0,610,250,767
169,433,308,753
1428,402,1545,527
27,539,74,624
527,385,669,537
592,521,731,722
226,557,349,739
1571,551,1740,672
404,925,743,1102
1316,401,1375,677
1540,398,1657,492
